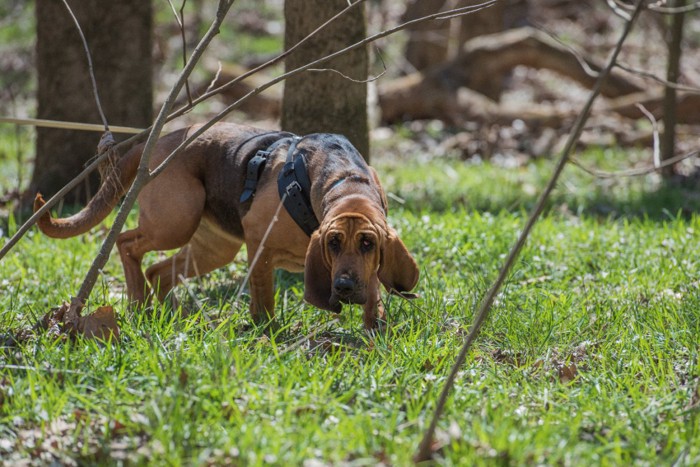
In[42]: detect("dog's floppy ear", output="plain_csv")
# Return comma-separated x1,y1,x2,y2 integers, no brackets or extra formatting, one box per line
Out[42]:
378,227,419,295
369,167,389,213
304,229,342,313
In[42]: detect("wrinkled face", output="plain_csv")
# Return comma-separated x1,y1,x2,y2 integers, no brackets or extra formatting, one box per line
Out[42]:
322,214,383,306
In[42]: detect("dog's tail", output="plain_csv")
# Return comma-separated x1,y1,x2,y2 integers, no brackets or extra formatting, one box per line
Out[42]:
33,144,141,239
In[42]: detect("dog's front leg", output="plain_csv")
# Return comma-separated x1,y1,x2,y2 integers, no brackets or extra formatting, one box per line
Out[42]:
247,254,276,329
362,275,385,330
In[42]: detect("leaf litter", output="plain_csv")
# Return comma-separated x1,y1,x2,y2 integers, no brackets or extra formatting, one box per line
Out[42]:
3,302,120,346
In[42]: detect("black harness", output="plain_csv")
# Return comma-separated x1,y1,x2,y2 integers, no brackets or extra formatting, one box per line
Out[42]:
239,135,320,237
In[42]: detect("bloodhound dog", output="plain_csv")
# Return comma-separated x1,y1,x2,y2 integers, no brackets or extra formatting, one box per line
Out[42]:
34,122,419,329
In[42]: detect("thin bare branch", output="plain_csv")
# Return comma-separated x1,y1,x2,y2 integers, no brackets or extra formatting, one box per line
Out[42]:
309,45,388,83
165,0,495,122
0,116,142,134
571,149,699,178
151,0,497,179
1,0,494,262
206,61,224,94
414,0,647,462
233,194,287,311
535,24,605,79
615,62,700,93
60,0,110,132
649,1,700,13
611,0,700,14
167,0,193,106
607,0,632,20
166,0,371,121
66,0,236,327
635,103,661,166
504,26,649,99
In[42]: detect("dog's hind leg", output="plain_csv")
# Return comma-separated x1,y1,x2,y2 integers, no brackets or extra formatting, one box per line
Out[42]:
145,223,243,302
117,228,157,305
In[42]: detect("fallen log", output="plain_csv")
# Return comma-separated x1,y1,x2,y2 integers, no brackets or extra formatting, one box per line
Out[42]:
177,62,281,120
379,27,644,124
192,28,700,130
608,91,700,124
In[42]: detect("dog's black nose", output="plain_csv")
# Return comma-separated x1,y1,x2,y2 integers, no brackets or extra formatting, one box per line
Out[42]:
333,276,355,297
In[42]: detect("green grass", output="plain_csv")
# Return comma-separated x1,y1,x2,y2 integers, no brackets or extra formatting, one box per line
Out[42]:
1,140,699,464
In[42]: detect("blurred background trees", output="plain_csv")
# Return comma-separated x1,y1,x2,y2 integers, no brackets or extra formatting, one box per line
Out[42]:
32,0,152,205
0,0,698,212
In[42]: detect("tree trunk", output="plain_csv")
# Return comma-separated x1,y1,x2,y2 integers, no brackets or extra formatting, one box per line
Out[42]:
660,0,686,177
32,0,152,205
282,0,369,159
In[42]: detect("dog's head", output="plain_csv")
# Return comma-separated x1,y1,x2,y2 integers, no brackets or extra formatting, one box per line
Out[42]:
304,198,419,312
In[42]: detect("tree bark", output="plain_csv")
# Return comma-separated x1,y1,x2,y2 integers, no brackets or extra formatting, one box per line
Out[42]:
282,0,369,159
32,0,152,205
660,0,686,177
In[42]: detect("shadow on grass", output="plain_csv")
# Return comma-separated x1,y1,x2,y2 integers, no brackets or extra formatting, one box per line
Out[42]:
393,173,700,222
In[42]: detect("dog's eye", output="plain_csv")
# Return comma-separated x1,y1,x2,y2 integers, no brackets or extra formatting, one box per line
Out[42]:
360,237,374,253
328,236,341,253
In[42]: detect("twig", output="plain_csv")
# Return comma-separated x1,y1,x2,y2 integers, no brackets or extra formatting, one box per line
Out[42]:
60,0,110,132
308,46,387,83
150,0,497,179
205,61,224,94
307,66,385,83
414,0,647,462
635,103,661,167
164,0,495,124
232,195,287,312
65,0,236,328
167,0,193,106
612,0,700,14
648,0,700,13
614,62,700,94
0,133,143,262
1,0,494,264
277,317,340,357
606,0,632,21
177,273,204,310
571,149,699,179
535,24,605,80
0,116,143,134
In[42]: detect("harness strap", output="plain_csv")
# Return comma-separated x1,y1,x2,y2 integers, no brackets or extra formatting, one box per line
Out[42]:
278,137,320,237
238,133,320,237
239,136,294,203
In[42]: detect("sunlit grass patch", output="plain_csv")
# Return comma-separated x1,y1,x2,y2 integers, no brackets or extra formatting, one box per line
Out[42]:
1,144,699,464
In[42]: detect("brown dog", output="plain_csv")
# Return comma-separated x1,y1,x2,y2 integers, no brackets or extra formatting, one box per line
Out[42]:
34,122,419,329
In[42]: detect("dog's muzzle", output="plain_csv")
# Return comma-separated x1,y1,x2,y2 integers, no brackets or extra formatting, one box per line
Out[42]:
331,273,366,305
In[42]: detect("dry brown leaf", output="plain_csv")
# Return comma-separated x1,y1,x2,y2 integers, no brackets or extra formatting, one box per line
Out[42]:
558,362,578,383
77,306,120,341
178,369,189,387
38,302,68,335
